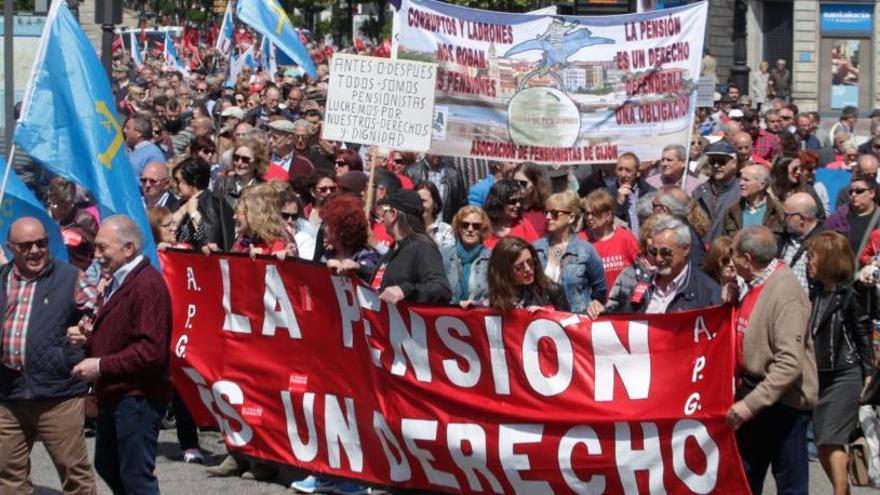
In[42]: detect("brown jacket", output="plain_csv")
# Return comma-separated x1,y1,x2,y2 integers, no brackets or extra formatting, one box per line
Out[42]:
741,263,817,413
723,196,785,240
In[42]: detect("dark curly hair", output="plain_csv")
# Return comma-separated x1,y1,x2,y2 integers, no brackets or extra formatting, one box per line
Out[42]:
483,179,522,222
320,194,369,251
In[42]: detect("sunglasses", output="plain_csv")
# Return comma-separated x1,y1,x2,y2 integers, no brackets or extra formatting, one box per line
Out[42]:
461,221,482,231
647,246,675,258
507,198,523,206
851,187,872,195
10,238,48,251
334,161,348,167
280,212,299,221
233,154,253,164
393,158,405,164
316,185,337,194
513,256,536,274
516,180,530,189
547,210,571,219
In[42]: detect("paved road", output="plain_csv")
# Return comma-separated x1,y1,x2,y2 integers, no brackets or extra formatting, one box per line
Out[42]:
21,428,880,494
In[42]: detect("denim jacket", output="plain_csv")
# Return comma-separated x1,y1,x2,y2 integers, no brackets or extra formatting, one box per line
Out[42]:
533,235,607,313
441,244,491,304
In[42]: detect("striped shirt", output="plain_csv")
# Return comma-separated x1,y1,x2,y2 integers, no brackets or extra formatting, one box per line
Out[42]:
2,266,98,370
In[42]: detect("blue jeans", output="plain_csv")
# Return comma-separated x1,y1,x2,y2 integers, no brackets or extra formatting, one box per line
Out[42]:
94,396,165,495
736,403,809,495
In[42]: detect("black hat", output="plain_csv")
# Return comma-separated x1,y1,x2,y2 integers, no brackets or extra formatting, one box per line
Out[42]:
703,140,736,158
379,189,424,216
869,109,880,119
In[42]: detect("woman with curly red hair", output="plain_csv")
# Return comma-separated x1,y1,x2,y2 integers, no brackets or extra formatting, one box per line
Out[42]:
320,194,380,282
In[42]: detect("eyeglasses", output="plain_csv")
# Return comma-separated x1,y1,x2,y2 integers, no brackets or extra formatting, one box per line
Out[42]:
280,212,299,221
720,256,733,266
393,158,405,164
547,210,571,219
780,115,794,121
513,256,536,274
294,135,309,141
851,187,872,196
783,211,804,220
140,177,162,185
507,197,523,206
647,246,675,258
233,154,253,164
461,221,482,231
196,87,207,93
316,185,337,194
516,180,530,189
10,238,48,251
334,161,348,167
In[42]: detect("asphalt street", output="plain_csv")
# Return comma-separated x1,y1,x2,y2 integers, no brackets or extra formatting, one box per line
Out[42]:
19,428,880,494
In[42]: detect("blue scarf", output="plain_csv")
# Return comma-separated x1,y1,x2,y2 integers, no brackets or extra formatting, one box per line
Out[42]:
456,241,482,302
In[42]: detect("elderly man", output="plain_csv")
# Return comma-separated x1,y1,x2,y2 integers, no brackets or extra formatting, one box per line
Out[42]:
653,186,707,265
728,225,816,495
828,105,858,147
607,214,720,314
819,128,852,168
750,109,783,161
779,192,824,290
124,116,165,177
723,165,784,240
281,86,304,121
140,162,180,210
70,216,172,495
694,141,740,243
267,119,314,182
826,174,880,256
646,144,705,195
0,217,98,494
730,131,770,168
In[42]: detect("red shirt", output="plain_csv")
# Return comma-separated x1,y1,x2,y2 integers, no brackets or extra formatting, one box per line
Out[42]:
484,219,540,248
522,209,548,238
231,237,286,255
735,265,780,372
579,226,639,289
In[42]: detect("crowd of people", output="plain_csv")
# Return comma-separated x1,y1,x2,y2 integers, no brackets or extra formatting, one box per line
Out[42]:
4,22,880,495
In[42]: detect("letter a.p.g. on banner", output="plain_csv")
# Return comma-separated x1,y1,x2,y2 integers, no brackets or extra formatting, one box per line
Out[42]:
323,53,438,153
162,251,751,494
392,0,708,164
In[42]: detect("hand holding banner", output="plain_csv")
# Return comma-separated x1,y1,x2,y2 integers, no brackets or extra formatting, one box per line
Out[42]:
163,251,750,494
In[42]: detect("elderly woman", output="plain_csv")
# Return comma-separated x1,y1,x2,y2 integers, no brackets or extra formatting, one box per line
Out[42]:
415,181,454,250
171,157,235,251
214,136,268,210
442,206,492,307
488,236,568,312
483,179,539,248
581,189,640,290
805,231,873,495
532,191,606,315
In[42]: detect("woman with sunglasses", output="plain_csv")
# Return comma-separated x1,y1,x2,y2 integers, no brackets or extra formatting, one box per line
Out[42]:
513,162,551,237
483,179,539,248
488,236,568,312
214,136,268,210
304,169,339,229
805,231,873,495
533,191,606,316
442,206,492,307
188,135,221,189
277,186,317,260
333,149,364,179
703,235,745,303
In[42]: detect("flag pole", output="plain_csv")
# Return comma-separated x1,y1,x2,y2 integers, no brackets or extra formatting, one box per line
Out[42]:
363,145,378,217
0,144,17,208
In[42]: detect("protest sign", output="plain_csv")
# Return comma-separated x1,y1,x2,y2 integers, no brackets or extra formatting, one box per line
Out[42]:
696,76,716,108
323,53,438,152
391,0,707,164
162,251,750,494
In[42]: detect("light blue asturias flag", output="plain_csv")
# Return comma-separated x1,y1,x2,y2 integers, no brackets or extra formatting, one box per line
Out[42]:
130,30,143,66
236,0,316,78
0,156,68,262
12,1,158,265
164,30,190,77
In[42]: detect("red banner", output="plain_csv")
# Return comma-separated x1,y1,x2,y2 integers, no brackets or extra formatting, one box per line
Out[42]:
161,251,750,494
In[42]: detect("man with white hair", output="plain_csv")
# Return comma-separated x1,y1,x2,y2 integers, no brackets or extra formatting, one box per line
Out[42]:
69,215,171,495
607,214,721,314
778,192,824,290
722,165,785,239
645,144,705,195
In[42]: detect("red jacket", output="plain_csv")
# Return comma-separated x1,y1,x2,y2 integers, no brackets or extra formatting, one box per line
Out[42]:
89,258,173,407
